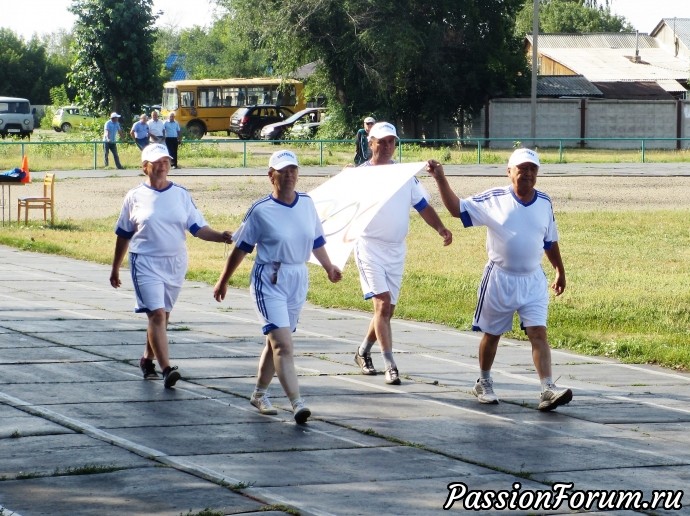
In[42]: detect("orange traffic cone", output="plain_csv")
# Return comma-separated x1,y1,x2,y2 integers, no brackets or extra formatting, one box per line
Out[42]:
20,155,30,183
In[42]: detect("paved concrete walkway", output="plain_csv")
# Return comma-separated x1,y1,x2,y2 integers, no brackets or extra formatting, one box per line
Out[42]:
1,245,689,515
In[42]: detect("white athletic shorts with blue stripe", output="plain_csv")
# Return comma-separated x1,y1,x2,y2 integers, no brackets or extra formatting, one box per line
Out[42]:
354,238,406,305
129,253,187,313
250,262,308,335
472,261,549,335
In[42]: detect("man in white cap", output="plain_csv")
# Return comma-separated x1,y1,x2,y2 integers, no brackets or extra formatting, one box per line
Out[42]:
110,143,233,390
426,147,572,412
354,116,376,165
103,112,124,169
353,122,452,385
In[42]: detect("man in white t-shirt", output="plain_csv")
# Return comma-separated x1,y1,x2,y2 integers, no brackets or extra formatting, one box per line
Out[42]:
353,122,452,385
426,147,572,412
147,110,165,143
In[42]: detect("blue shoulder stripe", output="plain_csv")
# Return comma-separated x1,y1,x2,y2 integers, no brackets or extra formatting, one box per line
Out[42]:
243,195,272,222
471,187,509,202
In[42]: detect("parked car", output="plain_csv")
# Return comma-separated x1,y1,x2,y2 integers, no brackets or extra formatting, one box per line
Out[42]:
260,107,327,141
52,106,98,132
288,113,330,140
0,96,34,138
229,105,294,140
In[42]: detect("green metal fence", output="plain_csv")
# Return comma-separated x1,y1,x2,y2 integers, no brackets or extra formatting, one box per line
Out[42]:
1,136,690,171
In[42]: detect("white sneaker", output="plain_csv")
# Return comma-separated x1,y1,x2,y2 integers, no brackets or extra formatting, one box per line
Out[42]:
538,384,573,412
250,393,278,415
292,398,311,424
472,378,499,404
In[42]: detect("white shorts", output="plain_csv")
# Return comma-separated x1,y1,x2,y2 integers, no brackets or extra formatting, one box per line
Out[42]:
354,238,405,305
472,261,549,335
129,253,187,313
250,262,308,335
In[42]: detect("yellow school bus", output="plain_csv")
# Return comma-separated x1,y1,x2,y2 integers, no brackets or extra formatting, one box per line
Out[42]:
160,78,305,138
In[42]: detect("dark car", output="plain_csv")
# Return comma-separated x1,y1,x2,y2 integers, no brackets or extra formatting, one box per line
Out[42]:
229,105,294,140
260,107,327,141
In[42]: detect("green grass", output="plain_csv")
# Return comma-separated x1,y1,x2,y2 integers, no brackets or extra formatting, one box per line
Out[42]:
2,131,690,172
0,208,688,370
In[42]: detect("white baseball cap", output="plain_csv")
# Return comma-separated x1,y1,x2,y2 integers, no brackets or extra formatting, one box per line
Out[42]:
141,143,172,163
363,116,376,124
269,149,299,170
368,122,398,141
508,148,540,168
110,112,121,118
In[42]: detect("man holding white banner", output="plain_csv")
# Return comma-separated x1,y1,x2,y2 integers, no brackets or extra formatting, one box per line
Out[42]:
353,122,452,385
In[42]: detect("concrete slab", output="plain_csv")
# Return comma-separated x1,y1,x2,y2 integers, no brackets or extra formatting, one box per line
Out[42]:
0,467,264,516
3,244,690,515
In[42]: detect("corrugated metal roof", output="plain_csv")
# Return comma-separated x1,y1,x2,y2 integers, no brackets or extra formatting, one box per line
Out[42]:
657,18,690,48
539,47,689,81
591,81,675,99
527,33,659,49
537,75,603,97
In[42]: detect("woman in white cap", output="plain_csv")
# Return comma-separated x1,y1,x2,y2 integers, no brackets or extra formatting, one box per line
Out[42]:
110,143,233,389
103,112,124,169
213,149,342,424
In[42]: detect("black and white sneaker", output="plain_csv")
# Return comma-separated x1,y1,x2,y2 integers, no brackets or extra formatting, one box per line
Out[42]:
139,357,159,379
162,366,181,389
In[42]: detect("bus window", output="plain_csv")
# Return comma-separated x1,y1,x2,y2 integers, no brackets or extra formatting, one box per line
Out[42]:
180,91,194,108
199,87,223,107
163,88,179,111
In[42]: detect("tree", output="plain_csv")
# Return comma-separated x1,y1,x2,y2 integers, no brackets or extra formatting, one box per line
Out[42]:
222,0,529,137
0,29,69,104
515,0,633,35
68,0,161,118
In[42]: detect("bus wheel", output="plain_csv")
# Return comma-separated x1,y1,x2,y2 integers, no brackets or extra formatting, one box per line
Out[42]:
187,122,205,139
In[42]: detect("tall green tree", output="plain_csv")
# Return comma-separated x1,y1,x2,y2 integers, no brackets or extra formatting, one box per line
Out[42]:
68,0,160,118
0,29,69,104
515,0,633,35
222,0,529,136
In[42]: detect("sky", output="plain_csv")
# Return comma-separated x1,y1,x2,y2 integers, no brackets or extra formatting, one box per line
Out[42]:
1,0,220,40
1,0,689,39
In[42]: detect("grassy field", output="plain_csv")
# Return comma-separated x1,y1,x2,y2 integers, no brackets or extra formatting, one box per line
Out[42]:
1,207,688,371
3,131,690,171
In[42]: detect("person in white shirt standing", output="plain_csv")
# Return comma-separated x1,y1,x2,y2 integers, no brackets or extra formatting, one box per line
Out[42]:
353,122,452,385
110,144,232,389
213,150,342,424
147,110,165,143
426,147,572,412
163,112,182,169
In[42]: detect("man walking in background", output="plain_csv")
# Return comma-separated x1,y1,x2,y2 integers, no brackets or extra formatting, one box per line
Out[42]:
103,112,124,169
164,112,182,169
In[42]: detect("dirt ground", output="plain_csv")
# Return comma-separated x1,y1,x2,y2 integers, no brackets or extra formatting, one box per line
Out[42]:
53,174,690,221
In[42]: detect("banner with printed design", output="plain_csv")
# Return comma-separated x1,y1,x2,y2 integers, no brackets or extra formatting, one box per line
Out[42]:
308,162,427,270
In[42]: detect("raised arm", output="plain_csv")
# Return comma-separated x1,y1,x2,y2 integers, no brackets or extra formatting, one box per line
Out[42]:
426,160,461,218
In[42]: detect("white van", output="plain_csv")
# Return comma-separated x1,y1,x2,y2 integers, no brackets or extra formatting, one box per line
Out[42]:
0,96,34,138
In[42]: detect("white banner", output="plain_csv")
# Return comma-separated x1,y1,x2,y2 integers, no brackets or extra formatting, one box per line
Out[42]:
308,162,427,270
